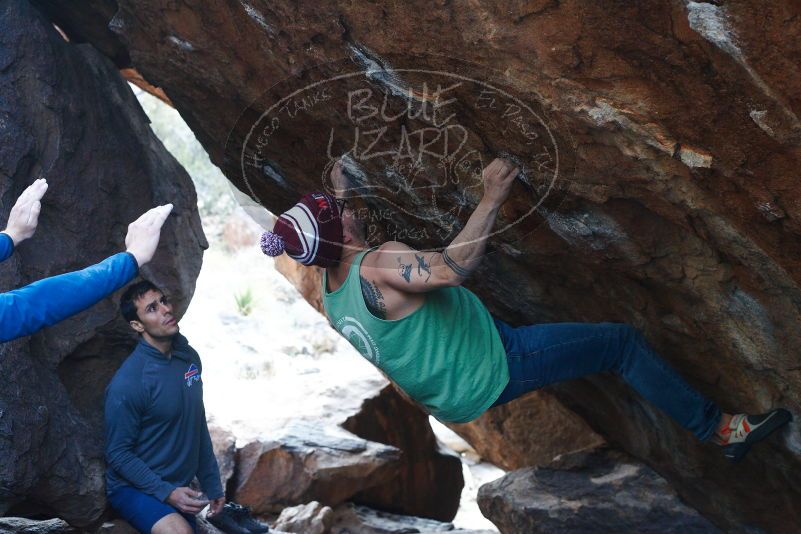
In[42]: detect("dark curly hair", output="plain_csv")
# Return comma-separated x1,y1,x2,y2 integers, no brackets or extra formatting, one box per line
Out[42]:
120,280,162,323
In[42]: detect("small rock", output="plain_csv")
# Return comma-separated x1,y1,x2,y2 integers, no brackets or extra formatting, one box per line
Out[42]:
94,519,137,533
273,501,334,534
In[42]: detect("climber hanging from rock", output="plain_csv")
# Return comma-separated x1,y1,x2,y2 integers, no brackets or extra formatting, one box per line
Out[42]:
260,158,791,463
0,178,174,342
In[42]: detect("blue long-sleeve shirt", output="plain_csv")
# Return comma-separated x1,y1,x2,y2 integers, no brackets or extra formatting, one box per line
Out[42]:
0,233,13,263
0,232,139,342
104,333,224,501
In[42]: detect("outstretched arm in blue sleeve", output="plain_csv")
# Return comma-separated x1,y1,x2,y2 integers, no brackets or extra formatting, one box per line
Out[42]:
0,234,13,264
0,252,138,342
0,198,175,343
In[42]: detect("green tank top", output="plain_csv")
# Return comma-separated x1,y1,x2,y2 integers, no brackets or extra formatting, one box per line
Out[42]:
322,248,510,423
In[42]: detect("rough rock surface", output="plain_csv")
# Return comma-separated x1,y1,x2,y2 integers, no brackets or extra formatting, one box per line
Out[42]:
0,516,270,534
478,449,721,534
273,502,496,534
342,384,464,521
231,377,464,520
273,254,324,314
196,517,225,534
447,390,606,471
94,520,137,534
232,421,400,514
0,517,77,534
208,424,237,493
0,0,206,526
330,503,496,534
24,0,801,531
273,501,334,534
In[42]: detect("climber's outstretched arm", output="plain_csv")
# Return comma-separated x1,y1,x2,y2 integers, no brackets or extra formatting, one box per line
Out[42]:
364,158,519,293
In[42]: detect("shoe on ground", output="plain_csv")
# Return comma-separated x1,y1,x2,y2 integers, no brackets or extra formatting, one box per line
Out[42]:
208,502,270,533
720,409,792,463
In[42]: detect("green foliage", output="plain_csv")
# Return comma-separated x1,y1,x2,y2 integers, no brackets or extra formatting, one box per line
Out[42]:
234,287,255,316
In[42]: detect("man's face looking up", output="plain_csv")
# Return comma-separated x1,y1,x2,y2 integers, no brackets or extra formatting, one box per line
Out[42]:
129,289,179,338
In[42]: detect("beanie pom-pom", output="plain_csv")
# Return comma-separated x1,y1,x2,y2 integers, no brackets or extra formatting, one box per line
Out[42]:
260,231,285,256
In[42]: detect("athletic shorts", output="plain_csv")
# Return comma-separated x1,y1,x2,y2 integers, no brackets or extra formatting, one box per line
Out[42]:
108,486,197,533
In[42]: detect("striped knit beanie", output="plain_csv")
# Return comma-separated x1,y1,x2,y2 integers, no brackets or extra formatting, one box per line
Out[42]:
260,192,343,267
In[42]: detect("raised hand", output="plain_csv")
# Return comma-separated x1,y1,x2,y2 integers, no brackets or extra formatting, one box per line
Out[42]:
330,159,350,199
124,204,173,268
481,158,520,208
3,178,48,246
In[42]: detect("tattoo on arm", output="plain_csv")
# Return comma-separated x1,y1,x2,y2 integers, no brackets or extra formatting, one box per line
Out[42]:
397,257,412,282
360,275,387,319
442,247,472,278
415,254,432,282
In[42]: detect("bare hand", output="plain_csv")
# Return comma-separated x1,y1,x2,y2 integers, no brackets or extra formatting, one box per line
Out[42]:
124,204,173,267
3,179,48,246
330,159,350,199
166,487,209,515
206,496,225,517
481,158,520,208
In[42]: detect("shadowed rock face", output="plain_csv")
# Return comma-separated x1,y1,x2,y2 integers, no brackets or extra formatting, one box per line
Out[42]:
29,0,801,530
208,425,237,492
342,384,464,521
478,449,722,534
0,0,206,526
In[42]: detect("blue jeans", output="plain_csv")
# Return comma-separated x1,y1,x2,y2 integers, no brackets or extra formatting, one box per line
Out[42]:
491,319,722,442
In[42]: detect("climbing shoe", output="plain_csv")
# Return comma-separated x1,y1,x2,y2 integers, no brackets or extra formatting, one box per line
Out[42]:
208,502,270,533
719,409,792,463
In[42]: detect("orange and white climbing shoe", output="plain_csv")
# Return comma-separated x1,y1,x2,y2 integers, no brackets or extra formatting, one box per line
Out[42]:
718,409,792,463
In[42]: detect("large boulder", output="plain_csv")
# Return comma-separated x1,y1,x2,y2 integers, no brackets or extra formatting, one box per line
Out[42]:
0,0,206,526
447,390,605,471
342,384,464,521
231,377,465,521
232,421,400,514
27,0,801,530
478,449,721,534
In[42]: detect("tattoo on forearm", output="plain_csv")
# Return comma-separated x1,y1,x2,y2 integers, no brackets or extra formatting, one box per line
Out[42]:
397,257,412,282
442,247,472,278
360,275,387,319
415,254,432,282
